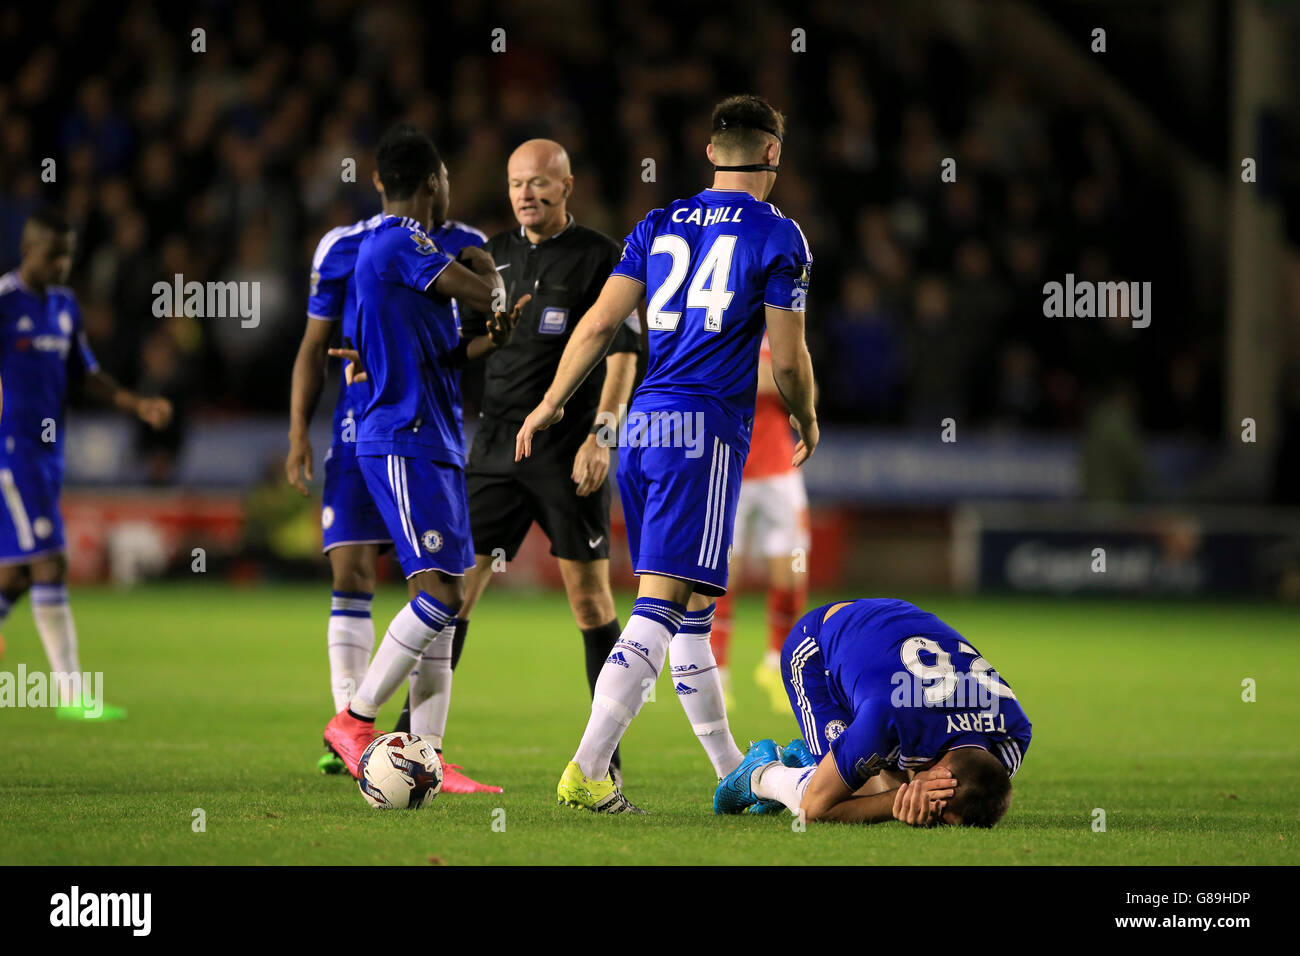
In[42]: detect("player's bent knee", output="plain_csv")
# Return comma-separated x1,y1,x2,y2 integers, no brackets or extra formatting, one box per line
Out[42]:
569,592,614,628
328,548,376,594
331,567,376,594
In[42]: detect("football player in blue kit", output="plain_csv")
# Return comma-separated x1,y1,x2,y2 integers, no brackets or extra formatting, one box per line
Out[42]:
322,125,529,777
517,95,818,813
0,208,173,719
286,133,503,790
715,598,1032,828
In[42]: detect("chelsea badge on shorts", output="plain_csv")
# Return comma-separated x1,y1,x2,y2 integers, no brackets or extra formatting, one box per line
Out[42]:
421,529,444,554
824,720,847,741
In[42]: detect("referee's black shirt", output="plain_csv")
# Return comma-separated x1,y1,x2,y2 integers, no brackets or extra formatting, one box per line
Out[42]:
462,216,641,447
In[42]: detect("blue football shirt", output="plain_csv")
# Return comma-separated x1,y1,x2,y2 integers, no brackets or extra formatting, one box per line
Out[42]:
814,599,1032,787
308,216,485,448
0,271,99,462
352,215,466,466
610,188,811,455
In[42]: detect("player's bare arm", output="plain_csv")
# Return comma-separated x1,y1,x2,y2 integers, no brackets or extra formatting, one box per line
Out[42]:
285,317,334,495
516,275,644,461
84,368,173,431
329,286,529,381
798,755,955,825
764,303,818,467
434,247,505,315
756,349,780,396
572,348,637,497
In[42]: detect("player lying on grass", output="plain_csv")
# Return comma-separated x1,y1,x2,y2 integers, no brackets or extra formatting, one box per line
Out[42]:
715,598,1032,826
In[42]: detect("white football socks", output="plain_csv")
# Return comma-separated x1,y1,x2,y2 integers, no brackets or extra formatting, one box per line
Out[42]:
351,592,454,719
327,590,375,712
574,597,684,781
31,583,82,705
670,604,744,777
752,763,817,812
409,622,455,749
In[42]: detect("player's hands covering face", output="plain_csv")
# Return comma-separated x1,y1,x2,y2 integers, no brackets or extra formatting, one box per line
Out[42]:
892,766,956,827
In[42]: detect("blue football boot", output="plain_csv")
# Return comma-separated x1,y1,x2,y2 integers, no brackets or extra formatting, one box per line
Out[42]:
714,739,780,814
743,738,819,814
782,737,818,768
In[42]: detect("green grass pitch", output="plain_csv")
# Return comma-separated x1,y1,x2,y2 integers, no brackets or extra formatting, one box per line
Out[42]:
0,583,1296,865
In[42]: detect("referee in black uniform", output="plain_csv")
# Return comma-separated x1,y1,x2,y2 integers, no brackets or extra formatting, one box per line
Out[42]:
395,139,640,781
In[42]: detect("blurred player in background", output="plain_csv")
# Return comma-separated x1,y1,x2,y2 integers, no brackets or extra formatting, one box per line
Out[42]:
285,137,499,792
0,208,173,719
390,138,641,785
711,331,810,711
321,125,528,779
714,598,1031,827
518,94,818,812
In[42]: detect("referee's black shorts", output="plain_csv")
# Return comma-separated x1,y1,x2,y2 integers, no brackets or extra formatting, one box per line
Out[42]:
466,415,611,563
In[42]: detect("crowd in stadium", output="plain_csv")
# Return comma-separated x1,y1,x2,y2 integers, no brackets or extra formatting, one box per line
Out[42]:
0,0,1221,466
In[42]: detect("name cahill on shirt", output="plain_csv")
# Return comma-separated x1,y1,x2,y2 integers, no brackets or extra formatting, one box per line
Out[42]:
670,206,744,226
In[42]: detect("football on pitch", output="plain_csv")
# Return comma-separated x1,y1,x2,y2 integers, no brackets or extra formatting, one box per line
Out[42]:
357,732,443,809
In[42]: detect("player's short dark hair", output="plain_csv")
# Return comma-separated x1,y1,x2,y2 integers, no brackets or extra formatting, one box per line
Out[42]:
375,124,443,201
26,207,73,235
710,94,786,158
943,747,1012,828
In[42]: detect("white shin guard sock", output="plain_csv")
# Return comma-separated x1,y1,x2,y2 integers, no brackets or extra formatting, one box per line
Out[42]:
669,611,744,777
352,593,453,719
327,592,375,712
573,599,684,780
409,622,455,749
752,763,817,812
31,584,82,705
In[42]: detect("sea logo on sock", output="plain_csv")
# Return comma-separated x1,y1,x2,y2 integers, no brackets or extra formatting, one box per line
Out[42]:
421,529,444,554
670,662,698,674
824,720,846,741
673,681,698,696
606,651,629,668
